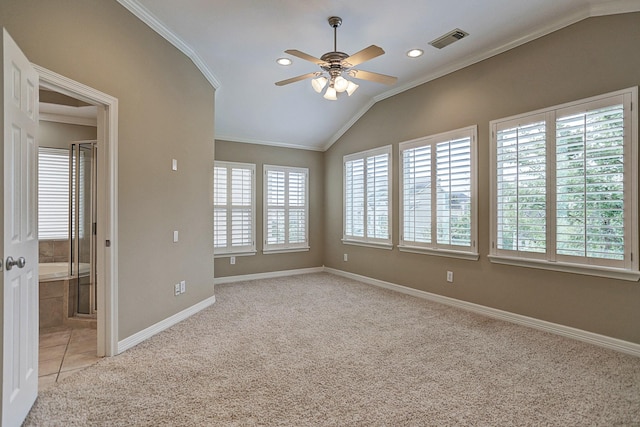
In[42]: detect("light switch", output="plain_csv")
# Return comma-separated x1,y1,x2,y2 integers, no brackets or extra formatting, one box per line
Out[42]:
173,230,179,242
172,159,178,171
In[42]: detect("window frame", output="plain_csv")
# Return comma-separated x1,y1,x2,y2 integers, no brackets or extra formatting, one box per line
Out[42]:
489,87,639,281
263,164,310,254
343,145,393,249
213,160,256,257
399,125,479,261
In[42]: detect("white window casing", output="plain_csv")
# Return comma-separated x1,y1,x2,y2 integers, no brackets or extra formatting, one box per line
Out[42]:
399,126,479,260
343,145,392,249
214,161,256,257
263,165,310,253
490,87,639,281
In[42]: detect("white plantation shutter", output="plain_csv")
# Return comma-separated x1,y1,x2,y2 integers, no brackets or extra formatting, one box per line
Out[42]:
400,126,477,256
556,100,625,263
38,147,70,240
402,145,431,244
264,165,309,252
343,146,392,246
491,88,637,276
495,117,547,255
213,161,255,255
345,158,365,238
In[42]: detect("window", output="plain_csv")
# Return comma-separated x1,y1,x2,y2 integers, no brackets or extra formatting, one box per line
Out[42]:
263,165,309,253
343,146,392,248
399,126,478,260
213,161,256,256
490,88,639,280
38,147,69,240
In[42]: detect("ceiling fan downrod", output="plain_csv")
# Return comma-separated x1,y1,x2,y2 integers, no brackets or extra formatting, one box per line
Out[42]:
328,16,342,53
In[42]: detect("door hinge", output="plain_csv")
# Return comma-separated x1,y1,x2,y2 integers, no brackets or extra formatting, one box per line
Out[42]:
105,240,111,247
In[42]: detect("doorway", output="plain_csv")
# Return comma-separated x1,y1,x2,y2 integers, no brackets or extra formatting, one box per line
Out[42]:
37,90,101,387
35,65,119,359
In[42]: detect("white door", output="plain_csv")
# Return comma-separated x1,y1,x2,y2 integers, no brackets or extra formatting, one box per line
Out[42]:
2,28,39,426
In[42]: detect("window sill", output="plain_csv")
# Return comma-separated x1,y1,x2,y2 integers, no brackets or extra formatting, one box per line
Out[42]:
488,254,640,282
342,239,393,250
263,247,310,255
398,245,479,261
214,250,256,259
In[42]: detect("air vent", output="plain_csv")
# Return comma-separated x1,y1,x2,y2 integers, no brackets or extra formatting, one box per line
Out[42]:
429,28,469,49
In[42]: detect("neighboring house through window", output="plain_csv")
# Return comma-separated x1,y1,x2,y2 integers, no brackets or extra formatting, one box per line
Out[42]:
213,161,256,256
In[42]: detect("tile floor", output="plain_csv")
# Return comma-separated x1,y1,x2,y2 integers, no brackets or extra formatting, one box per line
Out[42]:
39,327,101,391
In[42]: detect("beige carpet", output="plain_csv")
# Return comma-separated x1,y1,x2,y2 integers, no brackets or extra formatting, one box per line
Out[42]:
25,273,640,426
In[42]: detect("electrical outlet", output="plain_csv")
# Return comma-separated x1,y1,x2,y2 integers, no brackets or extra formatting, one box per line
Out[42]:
230,256,236,265
180,280,186,294
174,283,181,296
446,271,454,283
343,254,348,262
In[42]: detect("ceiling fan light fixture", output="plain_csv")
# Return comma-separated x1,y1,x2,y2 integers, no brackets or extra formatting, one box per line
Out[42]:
323,85,338,101
311,76,328,93
334,76,349,92
346,81,359,96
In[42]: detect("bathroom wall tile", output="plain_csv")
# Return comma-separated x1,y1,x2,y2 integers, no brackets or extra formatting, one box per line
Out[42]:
39,241,54,260
53,240,69,262
40,280,65,299
40,296,64,329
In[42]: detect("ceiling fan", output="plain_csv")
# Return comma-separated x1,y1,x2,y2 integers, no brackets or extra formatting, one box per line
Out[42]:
275,16,398,100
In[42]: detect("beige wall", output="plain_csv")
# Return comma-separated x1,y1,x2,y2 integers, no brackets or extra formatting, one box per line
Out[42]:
39,121,97,149
324,12,640,344
214,140,324,277
1,0,215,340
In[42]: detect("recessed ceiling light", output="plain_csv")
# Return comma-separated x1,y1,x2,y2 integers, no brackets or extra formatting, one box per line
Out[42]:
407,49,424,58
276,57,292,66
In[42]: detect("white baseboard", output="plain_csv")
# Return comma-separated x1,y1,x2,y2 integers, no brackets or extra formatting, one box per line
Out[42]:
325,267,640,358
117,295,216,354
214,266,325,285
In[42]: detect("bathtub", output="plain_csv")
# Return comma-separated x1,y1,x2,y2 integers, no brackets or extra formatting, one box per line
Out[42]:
39,262,90,281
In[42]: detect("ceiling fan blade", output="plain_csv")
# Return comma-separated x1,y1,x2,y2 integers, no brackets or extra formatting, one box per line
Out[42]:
349,69,398,85
284,49,327,66
343,45,385,67
275,72,320,86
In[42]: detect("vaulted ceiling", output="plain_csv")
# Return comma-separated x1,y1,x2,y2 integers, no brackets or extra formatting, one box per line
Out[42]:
117,0,639,151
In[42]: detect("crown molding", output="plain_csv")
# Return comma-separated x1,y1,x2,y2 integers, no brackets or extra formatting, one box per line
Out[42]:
116,0,221,89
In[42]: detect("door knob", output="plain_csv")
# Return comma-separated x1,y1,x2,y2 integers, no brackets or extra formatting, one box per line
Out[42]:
5,256,26,270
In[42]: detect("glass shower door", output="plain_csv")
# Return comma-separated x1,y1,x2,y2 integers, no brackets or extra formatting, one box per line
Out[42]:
70,141,97,316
